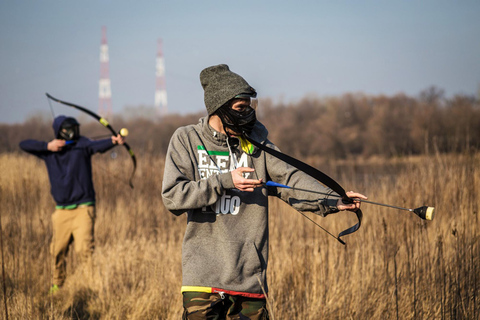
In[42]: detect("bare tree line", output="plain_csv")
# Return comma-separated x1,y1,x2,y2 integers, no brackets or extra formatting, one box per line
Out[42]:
1,87,479,158
260,87,480,159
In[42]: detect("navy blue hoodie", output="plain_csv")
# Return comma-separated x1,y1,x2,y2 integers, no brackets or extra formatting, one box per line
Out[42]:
19,115,116,206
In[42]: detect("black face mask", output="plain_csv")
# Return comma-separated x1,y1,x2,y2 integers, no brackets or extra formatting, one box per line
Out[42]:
58,119,80,141
216,105,257,136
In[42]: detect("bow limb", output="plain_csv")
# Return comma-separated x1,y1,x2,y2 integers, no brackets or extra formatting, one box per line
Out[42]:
338,209,362,240
46,93,136,188
245,135,361,244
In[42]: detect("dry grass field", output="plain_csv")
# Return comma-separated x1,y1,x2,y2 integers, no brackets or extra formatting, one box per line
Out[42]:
0,151,478,319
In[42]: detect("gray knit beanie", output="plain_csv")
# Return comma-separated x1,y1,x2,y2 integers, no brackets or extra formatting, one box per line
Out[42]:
200,64,256,115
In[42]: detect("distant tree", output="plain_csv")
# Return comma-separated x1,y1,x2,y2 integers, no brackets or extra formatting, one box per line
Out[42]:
419,86,445,105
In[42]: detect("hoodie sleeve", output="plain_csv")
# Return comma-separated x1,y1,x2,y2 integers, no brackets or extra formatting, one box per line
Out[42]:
161,127,235,216
264,139,340,217
19,140,49,158
85,137,116,154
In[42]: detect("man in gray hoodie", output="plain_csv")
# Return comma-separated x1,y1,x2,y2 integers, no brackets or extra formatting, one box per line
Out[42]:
161,64,366,319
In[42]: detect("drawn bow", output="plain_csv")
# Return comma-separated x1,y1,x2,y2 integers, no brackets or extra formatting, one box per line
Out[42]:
244,135,362,245
46,93,137,188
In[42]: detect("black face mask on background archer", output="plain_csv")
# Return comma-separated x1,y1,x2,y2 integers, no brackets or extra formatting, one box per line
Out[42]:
217,106,257,136
58,119,80,141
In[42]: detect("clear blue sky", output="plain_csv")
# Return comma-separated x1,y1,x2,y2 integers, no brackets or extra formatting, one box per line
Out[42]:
1,0,479,123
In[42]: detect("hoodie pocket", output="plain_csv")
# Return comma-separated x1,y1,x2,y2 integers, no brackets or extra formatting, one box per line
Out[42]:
182,236,263,290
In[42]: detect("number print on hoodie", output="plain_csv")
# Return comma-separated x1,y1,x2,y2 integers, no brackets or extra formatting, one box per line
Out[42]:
197,145,250,215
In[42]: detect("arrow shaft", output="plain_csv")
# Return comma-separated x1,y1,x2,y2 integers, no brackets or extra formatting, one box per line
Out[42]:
265,181,414,212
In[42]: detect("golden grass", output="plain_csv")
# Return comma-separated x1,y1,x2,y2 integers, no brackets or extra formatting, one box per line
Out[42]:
0,152,478,319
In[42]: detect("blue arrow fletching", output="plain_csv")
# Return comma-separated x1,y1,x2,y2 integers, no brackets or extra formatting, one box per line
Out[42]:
265,181,291,189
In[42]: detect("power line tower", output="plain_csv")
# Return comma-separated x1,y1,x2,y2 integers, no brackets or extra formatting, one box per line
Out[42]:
155,38,168,116
99,26,112,117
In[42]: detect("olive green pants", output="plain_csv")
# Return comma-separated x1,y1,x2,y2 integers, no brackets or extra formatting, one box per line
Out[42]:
51,206,96,286
182,292,269,320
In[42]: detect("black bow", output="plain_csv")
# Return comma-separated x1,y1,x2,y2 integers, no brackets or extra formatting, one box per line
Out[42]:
245,134,362,245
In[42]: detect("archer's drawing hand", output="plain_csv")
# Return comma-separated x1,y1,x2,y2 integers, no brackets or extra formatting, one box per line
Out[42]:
112,134,125,145
337,191,368,211
231,167,263,192
47,139,66,152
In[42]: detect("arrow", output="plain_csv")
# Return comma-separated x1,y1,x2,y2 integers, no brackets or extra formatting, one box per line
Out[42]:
264,181,435,221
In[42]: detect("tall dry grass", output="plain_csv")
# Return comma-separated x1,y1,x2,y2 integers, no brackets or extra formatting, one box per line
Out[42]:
0,151,478,319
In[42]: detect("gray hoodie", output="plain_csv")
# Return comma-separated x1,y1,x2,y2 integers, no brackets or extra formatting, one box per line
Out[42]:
161,116,339,296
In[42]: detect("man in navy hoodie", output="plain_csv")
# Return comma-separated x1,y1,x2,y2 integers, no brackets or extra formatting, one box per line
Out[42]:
19,115,125,292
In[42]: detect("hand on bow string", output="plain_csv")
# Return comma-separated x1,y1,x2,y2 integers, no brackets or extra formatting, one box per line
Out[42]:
231,167,263,192
47,139,67,152
337,191,368,212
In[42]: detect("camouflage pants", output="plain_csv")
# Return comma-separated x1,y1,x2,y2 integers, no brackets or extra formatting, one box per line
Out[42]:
182,292,269,320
